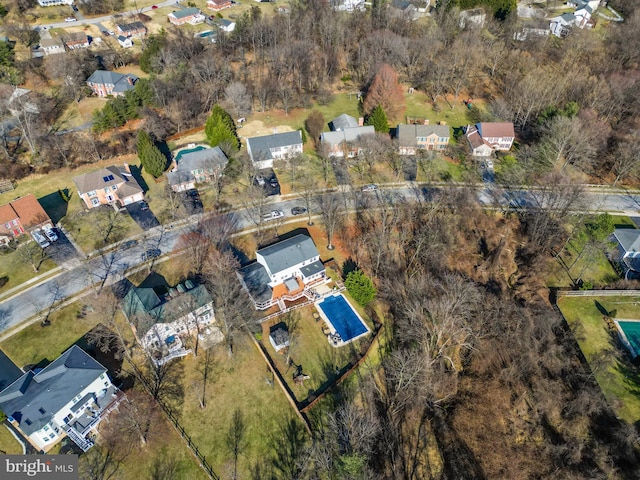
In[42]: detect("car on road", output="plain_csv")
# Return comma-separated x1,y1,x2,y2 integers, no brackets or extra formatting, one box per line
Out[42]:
151,4,158,8
291,206,307,215
65,17,77,22
121,239,138,250
32,231,50,248
361,184,378,192
108,30,115,35
138,200,149,211
262,210,285,221
43,227,58,242
141,248,161,261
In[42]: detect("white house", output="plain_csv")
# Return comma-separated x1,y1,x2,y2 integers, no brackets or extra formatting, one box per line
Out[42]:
332,0,365,12
37,0,72,5
611,229,640,279
246,131,303,169
550,13,576,37
40,38,65,56
117,36,133,48
0,346,120,452
465,122,515,157
238,234,327,310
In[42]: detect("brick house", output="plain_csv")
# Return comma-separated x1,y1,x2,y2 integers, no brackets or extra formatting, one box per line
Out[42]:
207,0,232,11
73,164,144,209
61,32,89,50
396,123,450,155
168,7,205,25
86,70,138,97
115,21,147,38
0,194,53,245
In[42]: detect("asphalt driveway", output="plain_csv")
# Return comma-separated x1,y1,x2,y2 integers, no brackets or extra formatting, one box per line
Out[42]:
125,202,160,230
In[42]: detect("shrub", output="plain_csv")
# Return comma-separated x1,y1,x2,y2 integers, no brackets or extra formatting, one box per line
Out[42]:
345,269,376,307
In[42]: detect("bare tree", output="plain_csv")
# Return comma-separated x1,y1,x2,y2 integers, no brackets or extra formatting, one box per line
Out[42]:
200,213,238,250
15,238,48,273
176,230,210,277
107,390,160,446
149,447,180,480
282,310,301,367
225,81,252,118
195,346,217,409
317,193,344,250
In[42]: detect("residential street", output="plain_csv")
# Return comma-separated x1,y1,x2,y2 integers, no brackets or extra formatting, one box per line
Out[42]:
1,185,640,335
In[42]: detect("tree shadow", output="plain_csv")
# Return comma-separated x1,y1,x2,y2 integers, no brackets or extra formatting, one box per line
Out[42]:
38,191,69,224
268,417,307,479
128,164,149,193
594,300,610,317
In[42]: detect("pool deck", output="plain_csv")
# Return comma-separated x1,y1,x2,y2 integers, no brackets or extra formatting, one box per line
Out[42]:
614,319,640,359
315,292,370,348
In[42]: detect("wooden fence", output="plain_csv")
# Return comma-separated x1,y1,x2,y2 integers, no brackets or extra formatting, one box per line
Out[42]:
558,290,640,297
167,126,205,142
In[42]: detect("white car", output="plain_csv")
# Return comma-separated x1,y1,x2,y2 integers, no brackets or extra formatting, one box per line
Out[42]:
64,17,77,22
262,210,285,221
361,184,378,192
32,231,50,248
43,227,58,242
486,159,494,169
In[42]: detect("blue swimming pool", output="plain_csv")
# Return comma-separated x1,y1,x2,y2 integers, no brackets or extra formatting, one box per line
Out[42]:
175,145,207,162
317,294,369,343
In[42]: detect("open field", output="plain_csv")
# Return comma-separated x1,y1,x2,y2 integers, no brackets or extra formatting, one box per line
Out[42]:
558,295,640,424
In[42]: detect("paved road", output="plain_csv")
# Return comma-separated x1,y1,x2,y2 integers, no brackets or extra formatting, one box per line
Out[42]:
1,185,640,335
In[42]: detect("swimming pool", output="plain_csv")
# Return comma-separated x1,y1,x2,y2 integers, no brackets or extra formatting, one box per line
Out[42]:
175,145,207,163
316,294,369,345
616,320,640,359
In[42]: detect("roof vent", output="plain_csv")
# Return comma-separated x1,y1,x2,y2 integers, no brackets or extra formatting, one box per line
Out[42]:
297,244,301,248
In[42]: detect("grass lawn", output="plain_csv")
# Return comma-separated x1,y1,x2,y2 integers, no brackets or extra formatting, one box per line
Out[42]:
0,425,23,454
0,245,57,296
177,335,305,478
558,295,640,424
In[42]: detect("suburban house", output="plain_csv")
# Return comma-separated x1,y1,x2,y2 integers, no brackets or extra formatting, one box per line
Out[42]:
40,38,65,55
73,164,144,209
246,131,304,169
0,194,53,245
238,234,327,311
61,32,89,50
116,21,147,38
86,70,138,97
390,0,424,20
216,18,236,32
117,36,134,48
37,0,72,6
611,229,640,279
465,122,515,156
332,0,365,12
165,145,228,192
0,345,121,452
207,0,232,11
168,7,205,25
122,276,219,365
514,20,551,41
550,0,598,37
321,115,374,158
397,123,450,155
269,323,290,352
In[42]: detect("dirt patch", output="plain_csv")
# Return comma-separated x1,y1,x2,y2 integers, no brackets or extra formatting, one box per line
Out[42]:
238,120,295,139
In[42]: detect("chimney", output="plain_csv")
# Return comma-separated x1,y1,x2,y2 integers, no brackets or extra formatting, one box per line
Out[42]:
123,162,131,173
358,117,364,126
424,119,429,125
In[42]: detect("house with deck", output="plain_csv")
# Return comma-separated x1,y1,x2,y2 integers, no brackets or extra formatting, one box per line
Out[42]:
246,131,303,169
73,164,144,209
168,7,205,25
0,345,121,452
238,234,327,311
0,194,53,245
122,276,219,365
165,145,228,192
611,229,640,280
396,123,450,155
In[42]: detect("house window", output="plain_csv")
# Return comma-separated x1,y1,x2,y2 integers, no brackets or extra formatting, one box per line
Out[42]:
112,185,117,191
91,198,100,206
100,374,105,380
43,425,49,432
49,433,55,440
11,219,18,227
88,190,97,197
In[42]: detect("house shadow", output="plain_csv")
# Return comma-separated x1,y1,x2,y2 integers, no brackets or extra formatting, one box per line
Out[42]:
38,191,69,224
110,278,134,301
128,164,149,193
22,357,51,373
138,271,170,291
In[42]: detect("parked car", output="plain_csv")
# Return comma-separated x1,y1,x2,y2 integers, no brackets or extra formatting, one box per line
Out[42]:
121,239,138,250
43,227,58,242
107,30,115,36
32,230,50,248
151,4,158,8
254,175,265,186
486,159,494,169
361,184,378,192
291,206,307,215
64,16,77,22
141,248,161,261
138,200,149,211
262,210,285,221
270,177,279,188
72,4,78,11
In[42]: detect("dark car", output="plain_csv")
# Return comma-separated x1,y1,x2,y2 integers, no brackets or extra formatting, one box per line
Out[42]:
186,189,199,198
291,206,307,215
121,239,138,250
141,248,161,261
72,4,78,11
138,200,149,211
270,177,279,188
151,4,158,8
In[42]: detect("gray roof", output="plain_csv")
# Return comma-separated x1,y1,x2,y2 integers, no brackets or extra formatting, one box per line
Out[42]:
614,229,640,254
177,146,227,173
238,262,272,304
0,349,22,393
397,124,450,147
329,114,358,131
321,126,375,147
73,165,142,197
123,280,213,335
0,345,106,436
258,234,319,276
86,70,137,91
247,131,302,163
269,327,289,347
116,21,146,33
300,260,325,279
171,7,201,19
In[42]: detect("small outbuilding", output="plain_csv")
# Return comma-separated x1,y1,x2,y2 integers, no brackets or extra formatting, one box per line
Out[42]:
269,323,290,352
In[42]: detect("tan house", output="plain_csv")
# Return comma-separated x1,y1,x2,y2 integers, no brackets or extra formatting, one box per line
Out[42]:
61,32,89,50
396,123,450,155
0,194,53,245
73,165,144,209
40,38,65,56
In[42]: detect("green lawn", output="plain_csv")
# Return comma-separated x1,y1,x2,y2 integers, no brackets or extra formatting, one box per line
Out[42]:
0,244,58,296
0,425,23,454
558,295,640,423
177,335,305,478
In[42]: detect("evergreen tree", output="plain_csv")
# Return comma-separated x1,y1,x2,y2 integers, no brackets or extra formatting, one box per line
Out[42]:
205,105,240,154
139,33,166,74
137,130,166,178
345,269,377,307
365,105,389,134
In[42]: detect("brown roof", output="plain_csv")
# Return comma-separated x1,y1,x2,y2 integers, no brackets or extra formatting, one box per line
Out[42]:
465,125,485,149
478,122,514,138
0,194,50,229
62,32,88,44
